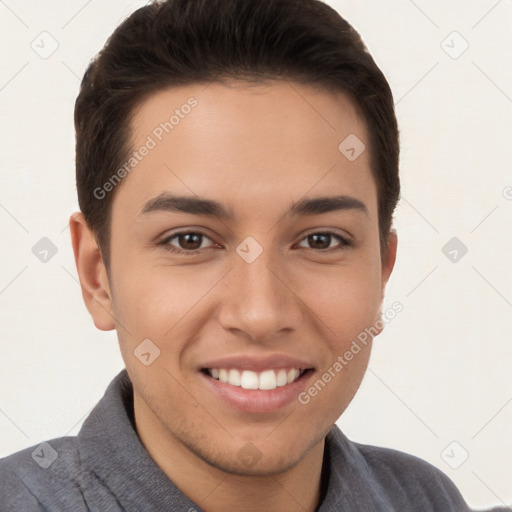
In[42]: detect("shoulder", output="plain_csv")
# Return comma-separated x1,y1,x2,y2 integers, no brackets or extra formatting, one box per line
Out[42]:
0,436,89,511
357,441,467,506
328,426,471,511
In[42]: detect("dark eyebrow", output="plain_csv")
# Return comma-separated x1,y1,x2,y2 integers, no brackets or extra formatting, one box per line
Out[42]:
139,193,368,219
288,195,368,217
140,194,234,219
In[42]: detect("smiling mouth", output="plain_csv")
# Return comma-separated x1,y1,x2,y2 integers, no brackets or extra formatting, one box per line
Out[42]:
202,367,312,391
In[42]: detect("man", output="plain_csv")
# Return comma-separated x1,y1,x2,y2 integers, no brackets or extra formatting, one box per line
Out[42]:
0,0,474,510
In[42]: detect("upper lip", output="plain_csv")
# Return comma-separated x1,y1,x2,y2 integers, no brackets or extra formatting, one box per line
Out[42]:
199,353,315,372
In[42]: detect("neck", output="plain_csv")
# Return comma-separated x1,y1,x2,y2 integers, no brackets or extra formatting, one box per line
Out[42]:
133,394,326,512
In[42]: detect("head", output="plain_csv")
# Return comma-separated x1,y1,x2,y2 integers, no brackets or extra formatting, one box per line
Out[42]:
71,0,399,478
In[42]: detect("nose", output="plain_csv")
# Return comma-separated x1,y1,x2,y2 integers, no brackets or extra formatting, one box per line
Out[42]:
217,244,303,343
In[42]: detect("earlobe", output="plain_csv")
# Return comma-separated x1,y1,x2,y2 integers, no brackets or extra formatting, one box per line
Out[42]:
69,212,116,331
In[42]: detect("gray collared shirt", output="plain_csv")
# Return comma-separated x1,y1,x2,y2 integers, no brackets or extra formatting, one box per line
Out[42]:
0,369,471,511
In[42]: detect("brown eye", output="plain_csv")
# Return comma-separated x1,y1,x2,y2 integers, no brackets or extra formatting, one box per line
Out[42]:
297,231,350,251
176,233,203,250
162,231,216,253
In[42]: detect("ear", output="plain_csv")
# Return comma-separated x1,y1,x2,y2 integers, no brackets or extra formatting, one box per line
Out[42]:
381,229,398,292
373,229,398,335
69,212,115,331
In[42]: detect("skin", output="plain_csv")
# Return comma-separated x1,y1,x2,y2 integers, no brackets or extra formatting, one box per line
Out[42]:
70,80,397,511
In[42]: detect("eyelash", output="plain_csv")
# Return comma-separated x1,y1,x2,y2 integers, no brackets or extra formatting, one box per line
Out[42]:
159,230,352,255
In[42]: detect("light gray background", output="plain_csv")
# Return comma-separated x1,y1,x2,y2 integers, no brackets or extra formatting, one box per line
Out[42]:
0,0,511,509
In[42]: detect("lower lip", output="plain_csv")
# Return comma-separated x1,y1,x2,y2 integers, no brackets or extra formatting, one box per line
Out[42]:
200,370,314,413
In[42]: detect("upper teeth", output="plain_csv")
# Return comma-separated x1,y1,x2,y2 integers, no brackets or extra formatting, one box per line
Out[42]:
209,368,303,390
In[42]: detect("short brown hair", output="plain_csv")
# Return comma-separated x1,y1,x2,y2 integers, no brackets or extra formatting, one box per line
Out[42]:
75,0,400,270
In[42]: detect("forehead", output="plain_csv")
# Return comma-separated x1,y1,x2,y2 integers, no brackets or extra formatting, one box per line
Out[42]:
131,79,366,152
114,80,376,219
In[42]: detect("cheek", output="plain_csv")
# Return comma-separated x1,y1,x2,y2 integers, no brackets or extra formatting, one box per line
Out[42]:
296,259,382,345
111,257,220,368
296,263,380,418
111,249,187,326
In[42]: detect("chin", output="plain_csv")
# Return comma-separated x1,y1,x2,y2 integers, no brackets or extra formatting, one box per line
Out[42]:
200,448,306,477
184,425,325,478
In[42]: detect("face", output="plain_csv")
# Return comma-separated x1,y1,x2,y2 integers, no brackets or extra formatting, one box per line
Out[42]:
88,80,396,476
